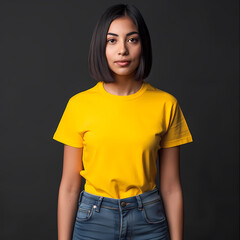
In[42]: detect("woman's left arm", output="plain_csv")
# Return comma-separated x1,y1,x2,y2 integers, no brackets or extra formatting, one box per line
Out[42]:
158,146,183,240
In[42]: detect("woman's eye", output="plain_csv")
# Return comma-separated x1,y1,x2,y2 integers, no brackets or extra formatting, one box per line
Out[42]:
128,38,139,43
107,39,116,44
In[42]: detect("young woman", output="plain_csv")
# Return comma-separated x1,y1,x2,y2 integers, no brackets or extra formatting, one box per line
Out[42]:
53,4,193,240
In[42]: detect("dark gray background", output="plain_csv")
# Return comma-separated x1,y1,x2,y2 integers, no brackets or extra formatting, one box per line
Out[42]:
0,0,239,239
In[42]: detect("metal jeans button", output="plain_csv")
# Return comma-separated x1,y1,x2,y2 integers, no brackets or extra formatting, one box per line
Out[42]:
121,201,126,207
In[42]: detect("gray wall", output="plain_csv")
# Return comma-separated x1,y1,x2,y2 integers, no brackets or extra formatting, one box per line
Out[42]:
0,0,238,239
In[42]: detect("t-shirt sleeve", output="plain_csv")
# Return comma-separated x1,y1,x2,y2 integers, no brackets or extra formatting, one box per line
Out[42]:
160,100,193,148
52,97,83,148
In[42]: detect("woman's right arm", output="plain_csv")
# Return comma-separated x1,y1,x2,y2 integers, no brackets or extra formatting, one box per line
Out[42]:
57,144,83,240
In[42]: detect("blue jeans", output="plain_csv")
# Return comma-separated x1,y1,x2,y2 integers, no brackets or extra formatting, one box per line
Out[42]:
72,187,170,240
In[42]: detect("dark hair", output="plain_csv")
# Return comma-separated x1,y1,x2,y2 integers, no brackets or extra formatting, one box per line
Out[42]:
88,4,152,83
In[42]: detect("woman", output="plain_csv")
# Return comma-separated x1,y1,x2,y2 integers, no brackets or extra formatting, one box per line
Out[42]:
53,4,193,240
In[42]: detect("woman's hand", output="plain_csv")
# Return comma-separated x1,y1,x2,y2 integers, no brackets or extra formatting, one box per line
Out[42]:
158,146,183,240
58,145,83,240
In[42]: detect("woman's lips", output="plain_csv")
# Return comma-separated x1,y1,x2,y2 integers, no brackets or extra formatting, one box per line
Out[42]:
115,61,131,66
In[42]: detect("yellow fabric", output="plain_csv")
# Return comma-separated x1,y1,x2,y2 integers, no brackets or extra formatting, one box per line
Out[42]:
53,81,193,199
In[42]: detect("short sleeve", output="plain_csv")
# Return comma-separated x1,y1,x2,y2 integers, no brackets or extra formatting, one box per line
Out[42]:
53,97,83,148
160,100,193,148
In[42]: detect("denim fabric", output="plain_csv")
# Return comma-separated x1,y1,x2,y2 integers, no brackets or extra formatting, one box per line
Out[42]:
72,187,170,240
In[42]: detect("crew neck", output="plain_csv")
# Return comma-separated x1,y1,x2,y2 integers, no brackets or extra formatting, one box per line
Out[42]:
98,81,147,101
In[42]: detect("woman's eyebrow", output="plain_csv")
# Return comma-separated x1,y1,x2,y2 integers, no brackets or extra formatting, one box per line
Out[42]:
126,31,139,36
107,31,139,37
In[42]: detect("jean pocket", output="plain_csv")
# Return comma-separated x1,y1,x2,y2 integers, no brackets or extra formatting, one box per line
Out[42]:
76,202,94,222
142,198,166,224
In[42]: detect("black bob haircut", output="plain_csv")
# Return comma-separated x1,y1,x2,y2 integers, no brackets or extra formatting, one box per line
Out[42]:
88,4,152,83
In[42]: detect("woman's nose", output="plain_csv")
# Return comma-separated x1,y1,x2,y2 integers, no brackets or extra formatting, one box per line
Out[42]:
118,41,129,55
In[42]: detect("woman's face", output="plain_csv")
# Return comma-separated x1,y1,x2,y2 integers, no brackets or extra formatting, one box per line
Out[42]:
105,16,142,79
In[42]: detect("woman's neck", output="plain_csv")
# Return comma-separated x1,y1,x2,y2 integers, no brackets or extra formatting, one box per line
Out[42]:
103,78,143,96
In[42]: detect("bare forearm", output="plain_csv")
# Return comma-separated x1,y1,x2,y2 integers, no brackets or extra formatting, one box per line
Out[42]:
161,188,184,240
57,183,81,240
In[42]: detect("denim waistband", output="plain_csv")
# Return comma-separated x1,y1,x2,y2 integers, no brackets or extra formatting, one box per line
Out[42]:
78,187,162,212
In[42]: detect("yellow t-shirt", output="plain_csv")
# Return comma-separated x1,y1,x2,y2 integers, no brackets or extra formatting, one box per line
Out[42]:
53,80,193,198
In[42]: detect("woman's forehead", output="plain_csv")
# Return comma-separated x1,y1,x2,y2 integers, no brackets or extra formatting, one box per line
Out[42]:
108,16,138,33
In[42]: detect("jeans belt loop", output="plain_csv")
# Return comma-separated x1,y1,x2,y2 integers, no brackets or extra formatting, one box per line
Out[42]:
136,195,143,210
95,196,104,213
79,190,84,203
